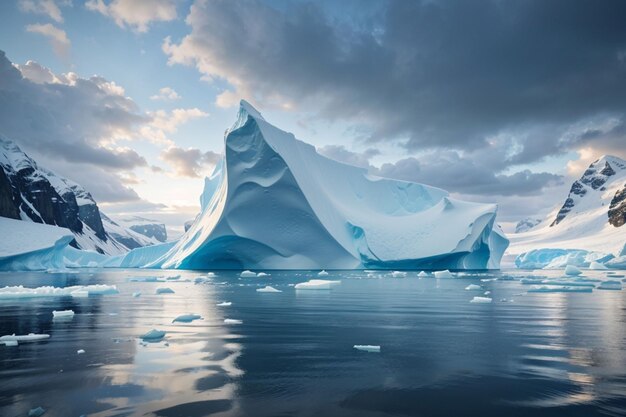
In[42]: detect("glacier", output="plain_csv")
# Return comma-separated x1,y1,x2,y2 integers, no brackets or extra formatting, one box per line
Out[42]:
130,100,507,270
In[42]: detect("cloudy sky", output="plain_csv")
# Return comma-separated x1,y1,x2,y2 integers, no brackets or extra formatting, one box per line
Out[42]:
1,0,625,236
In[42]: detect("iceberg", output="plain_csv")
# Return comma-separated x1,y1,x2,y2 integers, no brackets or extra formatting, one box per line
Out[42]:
0,333,50,343
173,314,202,323
240,270,257,278
256,286,281,293
224,318,243,324
135,101,507,270
318,270,329,276
77,349,85,354
589,261,608,270
155,287,175,294
565,265,582,276
52,310,75,318
434,270,454,279
294,279,341,290
391,271,407,278
354,345,381,353
141,329,166,341
470,296,492,303
465,284,482,291
417,271,430,277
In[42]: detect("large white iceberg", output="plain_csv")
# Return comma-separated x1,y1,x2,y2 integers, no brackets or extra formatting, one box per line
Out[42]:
135,101,507,270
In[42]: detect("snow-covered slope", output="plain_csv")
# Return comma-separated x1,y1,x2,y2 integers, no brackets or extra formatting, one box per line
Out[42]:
0,135,149,255
100,214,161,249
140,100,508,270
111,215,167,242
510,155,626,260
515,218,541,233
0,216,73,270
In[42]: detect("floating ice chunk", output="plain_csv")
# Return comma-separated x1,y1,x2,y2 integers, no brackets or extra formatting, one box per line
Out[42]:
206,272,217,277
155,287,175,294
417,271,429,277
354,345,381,352
132,291,141,298
52,310,74,318
434,270,454,279
465,284,482,291
0,333,50,342
217,302,232,307
240,270,256,278
589,261,608,270
528,285,592,293
224,318,243,324
565,265,582,276
480,278,497,282
77,349,85,354
141,329,166,341
0,285,118,299
294,279,341,290
484,291,491,295
318,270,329,276
391,271,407,278
256,272,270,277
256,286,282,293
2,340,18,346
598,280,622,290
28,406,46,417
173,314,202,323
470,296,492,303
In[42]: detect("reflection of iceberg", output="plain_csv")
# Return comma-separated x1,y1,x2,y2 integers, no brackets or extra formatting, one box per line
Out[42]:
134,101,507,270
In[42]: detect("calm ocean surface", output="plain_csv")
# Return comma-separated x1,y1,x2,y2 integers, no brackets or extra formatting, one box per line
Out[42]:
1,269,626,417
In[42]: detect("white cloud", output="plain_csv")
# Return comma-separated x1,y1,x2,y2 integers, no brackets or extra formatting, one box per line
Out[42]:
86,0,178,33
25,23,70,59
150,86,181,101
160,146,220,178
18,0,68,23
140,108,208,145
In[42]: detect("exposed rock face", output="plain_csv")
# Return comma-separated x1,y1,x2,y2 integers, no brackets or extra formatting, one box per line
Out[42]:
515,218,541,233
609,185,626,227
129,224,167,242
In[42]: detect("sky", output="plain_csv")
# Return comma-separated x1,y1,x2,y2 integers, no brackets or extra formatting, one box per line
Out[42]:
1,0,625,237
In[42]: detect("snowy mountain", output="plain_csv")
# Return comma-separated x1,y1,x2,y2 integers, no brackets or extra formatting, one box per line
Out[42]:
510,155,626,263
129,100,508,270
0,135,151,255
100,214,161,249
514,218,542,233
110,216,167,243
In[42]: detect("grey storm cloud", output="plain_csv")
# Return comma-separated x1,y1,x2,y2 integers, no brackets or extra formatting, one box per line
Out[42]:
165,0,626,163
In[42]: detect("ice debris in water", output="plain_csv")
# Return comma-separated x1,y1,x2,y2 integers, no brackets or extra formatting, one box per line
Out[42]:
318,270,329,276
0,285,118,299
166,275,181,280
354,345,381,353
294,279,341,290
217,302,232,306
470,296,492,304
565,265,582,276
391,271,407,278
224,318,243,325
589,261,608,270
194,276,210,284
52,309,74,318
257,272,270,277
155,287,175,294
434,270,454,279
0,333,50,345
141,329,166,341
240,270,257,278
173,314,202,323
28,406,46,417
256,286,282,293
465,284,482,291
598,280,622,290
132,292,141,298
77,349,85,354
417,271,429,277
484,291,491,295
528,285,592,293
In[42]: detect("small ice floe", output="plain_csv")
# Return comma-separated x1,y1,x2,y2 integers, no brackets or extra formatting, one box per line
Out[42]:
77,349,85,354
52,309,75,318
470,296,492,303
391,271,407,278
318,270,329,276
141,329,166,341
598,280,622,290
206,272,217,277
240,270,256,278
129,277,160,282
417,271,430,278
354,345,381,353
28,406,46,417
480,278,497,282
294,279,341,290
589,261,608,270
155,287,175,294
565,265,582,276
257,272,270,277
0,285,118,299
465,284,482,291
520,278,545,285
0,333,50,345
484,291,491,295
528,285,592,293
434,270,454,279
217,302,232,307
224,318,243,325
173,314,202,323
256,286,282,293
132,291,141,298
